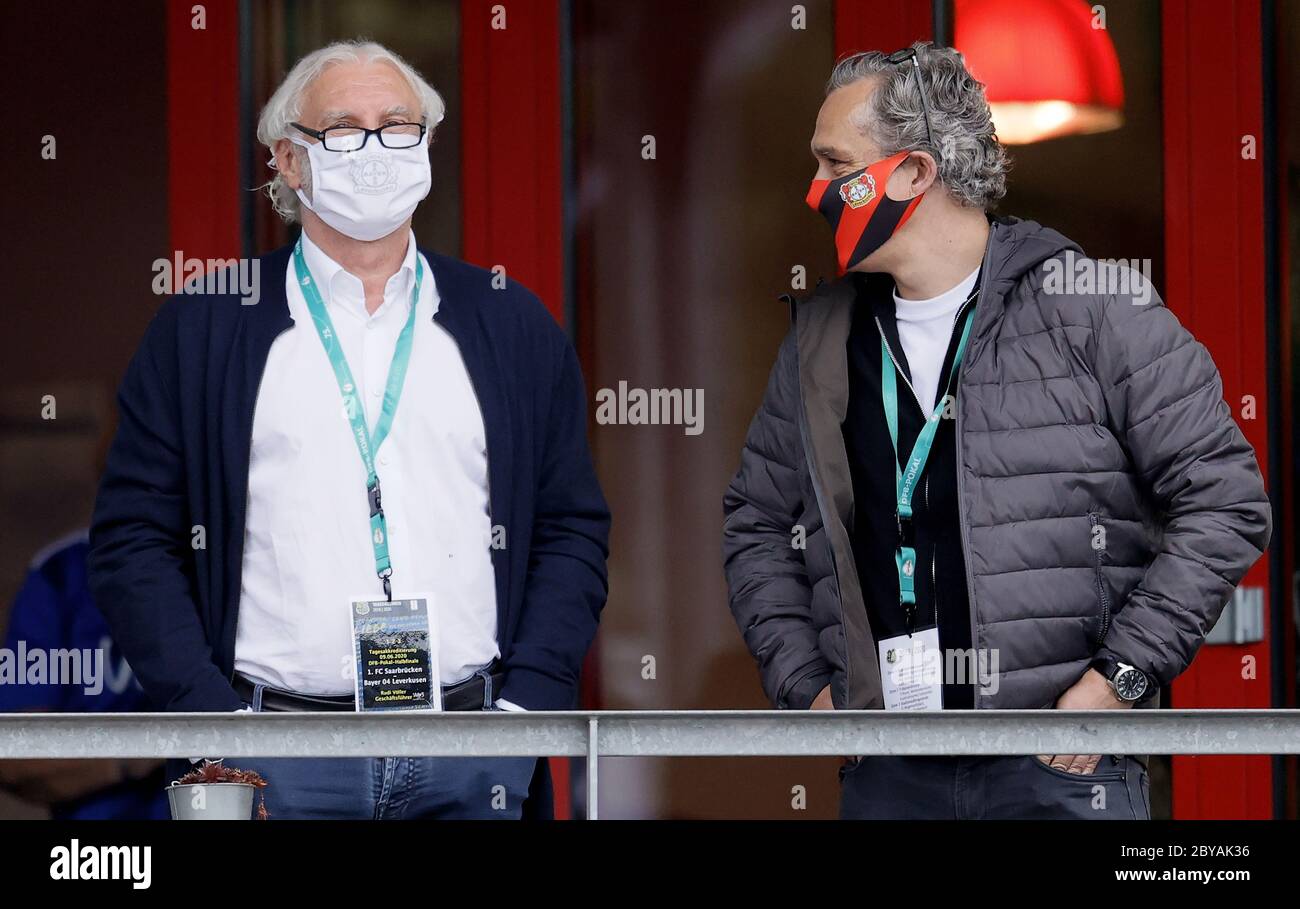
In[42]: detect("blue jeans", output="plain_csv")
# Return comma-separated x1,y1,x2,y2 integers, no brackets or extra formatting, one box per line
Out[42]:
169,682,538,820
226,753,538,819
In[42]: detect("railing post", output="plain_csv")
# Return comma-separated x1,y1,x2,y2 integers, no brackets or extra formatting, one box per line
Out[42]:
587,715,599,820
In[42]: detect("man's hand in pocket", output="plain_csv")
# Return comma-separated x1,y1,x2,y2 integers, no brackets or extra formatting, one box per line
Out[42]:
1038,668,1132,775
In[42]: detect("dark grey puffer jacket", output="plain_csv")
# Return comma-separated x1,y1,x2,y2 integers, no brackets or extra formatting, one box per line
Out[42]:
723,217,1271,710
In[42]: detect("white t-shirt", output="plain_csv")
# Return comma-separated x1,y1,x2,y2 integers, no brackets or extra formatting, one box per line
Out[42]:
892,264,981,414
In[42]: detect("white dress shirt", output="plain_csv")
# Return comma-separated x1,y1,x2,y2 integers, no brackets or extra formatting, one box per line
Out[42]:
893,264,981,414
235,229,507,700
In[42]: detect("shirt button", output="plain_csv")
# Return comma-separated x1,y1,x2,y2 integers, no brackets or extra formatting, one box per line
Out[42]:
370,388,381,398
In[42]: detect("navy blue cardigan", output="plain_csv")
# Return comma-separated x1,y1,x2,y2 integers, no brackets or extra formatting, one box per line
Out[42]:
88,245,610,712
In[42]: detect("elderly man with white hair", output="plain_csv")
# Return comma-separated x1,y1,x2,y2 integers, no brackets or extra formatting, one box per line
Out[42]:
89,40,609,819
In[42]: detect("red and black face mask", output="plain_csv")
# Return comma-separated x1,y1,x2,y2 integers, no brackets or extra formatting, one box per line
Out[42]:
805,150,924,272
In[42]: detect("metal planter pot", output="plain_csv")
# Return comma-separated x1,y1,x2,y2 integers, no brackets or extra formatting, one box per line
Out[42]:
167,782,255,820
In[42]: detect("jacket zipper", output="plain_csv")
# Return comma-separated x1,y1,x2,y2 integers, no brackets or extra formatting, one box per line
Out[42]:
926,296,979,634
794,406,846,706
873,291,980,420
874,315,927,418
954,226,998,707
1088,512,1112,646
786,295,853,708
927,476,936,625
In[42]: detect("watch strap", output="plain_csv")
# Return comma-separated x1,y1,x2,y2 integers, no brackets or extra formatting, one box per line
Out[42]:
1092,654,1156,702
1089,654,1120,680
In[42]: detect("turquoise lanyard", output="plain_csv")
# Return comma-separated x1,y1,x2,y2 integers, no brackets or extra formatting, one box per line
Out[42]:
881,306,976,628
292,239,423,601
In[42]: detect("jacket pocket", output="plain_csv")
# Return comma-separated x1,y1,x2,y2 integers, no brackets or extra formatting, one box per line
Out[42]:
1087,512,1112,647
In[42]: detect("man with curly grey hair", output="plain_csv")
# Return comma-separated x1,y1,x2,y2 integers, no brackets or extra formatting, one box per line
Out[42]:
723,42,1269,818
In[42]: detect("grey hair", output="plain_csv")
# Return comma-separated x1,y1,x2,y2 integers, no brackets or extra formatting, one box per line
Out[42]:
826,41,1007,210
256,40,446,223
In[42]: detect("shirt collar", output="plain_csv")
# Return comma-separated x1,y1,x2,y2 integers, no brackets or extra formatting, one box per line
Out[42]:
299,229,419,321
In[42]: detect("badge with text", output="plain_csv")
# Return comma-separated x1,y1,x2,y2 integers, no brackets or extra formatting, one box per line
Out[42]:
350,594,441,712
877,626,943,711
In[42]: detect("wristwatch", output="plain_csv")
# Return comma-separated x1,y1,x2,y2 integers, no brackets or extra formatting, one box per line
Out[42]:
1090,655,1151,703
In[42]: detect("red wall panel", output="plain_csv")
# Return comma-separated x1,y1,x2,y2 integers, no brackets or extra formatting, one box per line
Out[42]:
1274,0,1297,820
167,0,241,259
460,0,565,323
1162,0,1273,819
460,0,571,817
835,0,935,57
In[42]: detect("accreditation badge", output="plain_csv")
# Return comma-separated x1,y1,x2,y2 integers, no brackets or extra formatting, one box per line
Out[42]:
350,593,441,711
877,625,943,711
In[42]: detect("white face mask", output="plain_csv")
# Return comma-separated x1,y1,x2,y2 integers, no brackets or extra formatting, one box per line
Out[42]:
289,132,432,242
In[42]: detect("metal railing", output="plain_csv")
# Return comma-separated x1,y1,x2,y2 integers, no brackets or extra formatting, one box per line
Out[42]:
3,709,1297,819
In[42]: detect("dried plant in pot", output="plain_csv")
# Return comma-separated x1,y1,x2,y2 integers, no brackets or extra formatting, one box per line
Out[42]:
167,760,270,820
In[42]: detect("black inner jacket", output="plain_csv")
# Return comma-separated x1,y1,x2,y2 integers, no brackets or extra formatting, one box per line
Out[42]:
843,271,980,710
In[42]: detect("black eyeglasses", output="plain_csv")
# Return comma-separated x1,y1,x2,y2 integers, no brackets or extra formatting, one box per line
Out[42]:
885,47,935,151
290,120,427,152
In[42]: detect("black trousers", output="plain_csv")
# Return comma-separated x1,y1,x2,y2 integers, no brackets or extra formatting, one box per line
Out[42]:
840,754,1150,820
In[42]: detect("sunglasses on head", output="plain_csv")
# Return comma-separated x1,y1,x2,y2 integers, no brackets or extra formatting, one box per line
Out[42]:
885,47,936,150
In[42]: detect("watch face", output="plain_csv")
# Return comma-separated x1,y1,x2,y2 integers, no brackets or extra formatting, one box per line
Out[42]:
1114,667,1147,701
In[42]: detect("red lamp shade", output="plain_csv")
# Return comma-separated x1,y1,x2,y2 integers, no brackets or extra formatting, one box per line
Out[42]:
954,0,1125,144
